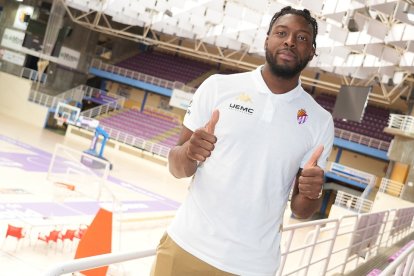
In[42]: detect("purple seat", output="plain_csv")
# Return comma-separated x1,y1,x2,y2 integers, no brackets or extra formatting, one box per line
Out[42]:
116,51,213,84
99,109,182,149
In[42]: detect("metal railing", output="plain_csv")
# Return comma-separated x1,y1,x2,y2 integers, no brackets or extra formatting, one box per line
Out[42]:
27,83,171,158
20,67,47,84
44,206,414,275
29,86,84,108
43,249,155,276
100,125,171,158
388,114,414,134
91,58,393,153
334,190,374,213
70,125,171,158
380,242,414,275
81,84,126,108
90,58,196,93
80,102,120,119
379,178,405,198
334,128,390,151
28,85,125,110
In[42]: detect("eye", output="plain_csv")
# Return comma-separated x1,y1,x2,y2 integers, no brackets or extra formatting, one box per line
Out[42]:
274,31,286,37
297,35,309,41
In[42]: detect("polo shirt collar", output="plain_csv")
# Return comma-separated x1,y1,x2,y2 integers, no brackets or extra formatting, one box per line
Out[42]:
254,65,303,102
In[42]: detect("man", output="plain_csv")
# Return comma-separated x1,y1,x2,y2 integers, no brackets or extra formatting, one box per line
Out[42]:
151,6,334,276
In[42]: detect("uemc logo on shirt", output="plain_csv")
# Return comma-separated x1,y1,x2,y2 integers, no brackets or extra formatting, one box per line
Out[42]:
228,93,254,115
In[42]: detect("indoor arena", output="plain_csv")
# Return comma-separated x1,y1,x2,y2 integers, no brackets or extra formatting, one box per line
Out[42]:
1,0,414,275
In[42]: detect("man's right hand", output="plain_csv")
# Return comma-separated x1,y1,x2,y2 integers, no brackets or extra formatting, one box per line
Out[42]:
186,110,219,162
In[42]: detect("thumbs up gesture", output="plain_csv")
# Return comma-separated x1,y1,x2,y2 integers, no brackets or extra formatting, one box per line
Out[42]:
298,145,325,200
186,110,219,162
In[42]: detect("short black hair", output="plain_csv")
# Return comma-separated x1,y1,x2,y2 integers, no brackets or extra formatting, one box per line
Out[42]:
267,6,318,49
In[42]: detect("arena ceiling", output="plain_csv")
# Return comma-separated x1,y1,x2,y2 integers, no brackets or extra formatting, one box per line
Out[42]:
59,0,414,105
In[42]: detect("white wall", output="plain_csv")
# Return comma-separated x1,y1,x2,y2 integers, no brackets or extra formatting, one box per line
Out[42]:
371,192,414,213
0,72,48,127
328,204,357,219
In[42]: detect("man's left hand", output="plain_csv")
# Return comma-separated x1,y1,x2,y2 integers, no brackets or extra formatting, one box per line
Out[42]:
298,146,325,200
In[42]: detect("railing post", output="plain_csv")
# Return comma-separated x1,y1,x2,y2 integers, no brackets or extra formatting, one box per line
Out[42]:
318,221,339,275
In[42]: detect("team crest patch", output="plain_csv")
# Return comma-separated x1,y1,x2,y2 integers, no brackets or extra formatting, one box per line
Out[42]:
297,109,308,124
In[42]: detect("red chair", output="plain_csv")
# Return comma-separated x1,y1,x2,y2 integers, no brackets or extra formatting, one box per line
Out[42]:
59,229,76,251
37,229,61,253
74,225,88,240
3,224,26,251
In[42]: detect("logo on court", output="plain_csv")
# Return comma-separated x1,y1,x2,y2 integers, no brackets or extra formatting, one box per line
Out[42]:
297,109,308,124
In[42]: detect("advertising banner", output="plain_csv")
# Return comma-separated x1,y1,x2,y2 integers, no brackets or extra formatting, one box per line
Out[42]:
169,89,193,110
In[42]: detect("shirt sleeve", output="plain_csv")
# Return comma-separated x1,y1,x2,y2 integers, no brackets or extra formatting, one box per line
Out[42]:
300,115,334,170
183,75,218,132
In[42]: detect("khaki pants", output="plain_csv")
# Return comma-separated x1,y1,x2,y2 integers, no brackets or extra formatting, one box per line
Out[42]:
150,233,237,276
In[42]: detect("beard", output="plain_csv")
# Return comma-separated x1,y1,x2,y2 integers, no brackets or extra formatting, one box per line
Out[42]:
265,47,312,79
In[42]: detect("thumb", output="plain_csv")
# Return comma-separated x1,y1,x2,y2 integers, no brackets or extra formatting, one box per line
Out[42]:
304,145,324,169
205,110,220,134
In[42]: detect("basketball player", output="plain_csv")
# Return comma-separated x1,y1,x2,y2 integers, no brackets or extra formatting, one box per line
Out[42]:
151,6,334,276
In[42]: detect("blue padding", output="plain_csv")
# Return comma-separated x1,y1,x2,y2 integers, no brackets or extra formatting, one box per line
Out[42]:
325,171,367,190
89,67,172,97
333,137,388,161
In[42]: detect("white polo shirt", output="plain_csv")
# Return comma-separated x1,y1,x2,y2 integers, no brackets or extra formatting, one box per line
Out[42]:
168,66,334,276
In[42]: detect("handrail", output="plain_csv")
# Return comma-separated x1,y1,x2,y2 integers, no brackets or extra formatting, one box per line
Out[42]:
71,125,171,158
20,67,47,83
388,114,414,134
90,58,195,93
334,190,373,213
80,102,119,118
90,58,391,152
379,178,405,198
81,84,125,107
43,206,414,276
379,242,414,275
43,249,155,276
29,86,84,108
334,128,390,151
28,85,125,110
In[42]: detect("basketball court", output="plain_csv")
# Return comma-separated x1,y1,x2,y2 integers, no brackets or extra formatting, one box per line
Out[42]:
1,105,412,276
0,113,190,275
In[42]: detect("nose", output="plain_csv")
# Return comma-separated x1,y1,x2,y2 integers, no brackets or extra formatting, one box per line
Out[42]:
284,34,296,48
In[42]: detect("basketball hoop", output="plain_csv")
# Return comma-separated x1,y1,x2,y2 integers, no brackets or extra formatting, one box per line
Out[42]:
54,102,80,127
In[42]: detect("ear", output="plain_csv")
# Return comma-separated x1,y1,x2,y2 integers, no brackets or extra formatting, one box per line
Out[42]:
309,46,316,60
264,37,269,50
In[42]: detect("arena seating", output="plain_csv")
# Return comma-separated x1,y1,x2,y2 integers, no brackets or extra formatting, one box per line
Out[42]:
116,51,213,84
94,52,395,150
314,94,393,142
83,91,118,105
99,108,181,147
